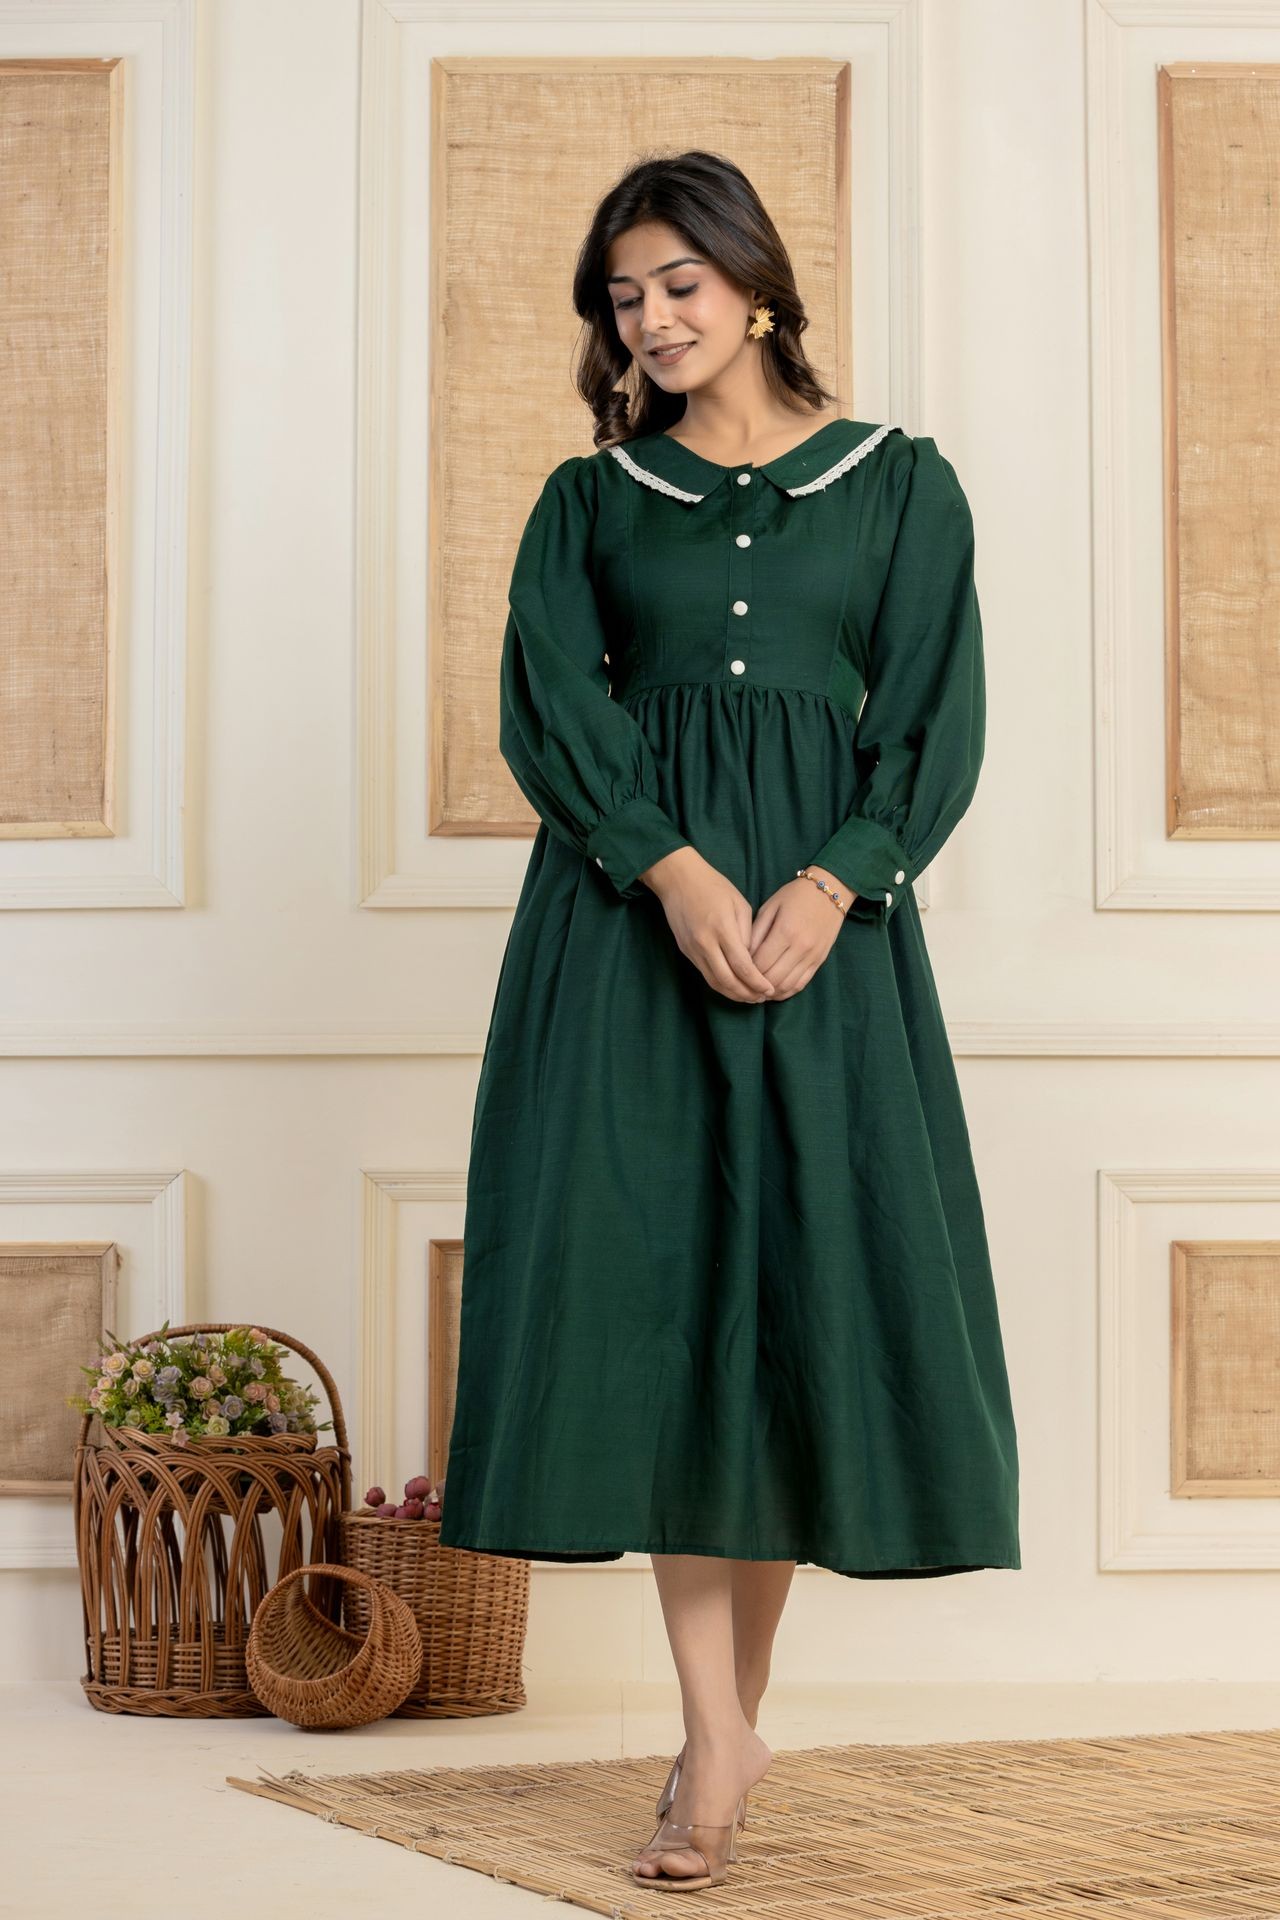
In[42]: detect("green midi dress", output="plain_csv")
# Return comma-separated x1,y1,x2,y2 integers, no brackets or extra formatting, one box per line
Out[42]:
437,415,1021,1580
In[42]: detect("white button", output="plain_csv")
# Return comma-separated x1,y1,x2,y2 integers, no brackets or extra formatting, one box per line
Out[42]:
729,658,745,674
737,472,751,486
595,857,603,868
732,599,748,615
894,869,905,883
736,534,751,547
884,890,893,904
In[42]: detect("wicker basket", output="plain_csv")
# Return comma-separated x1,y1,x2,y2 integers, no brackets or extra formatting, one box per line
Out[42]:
72,1322,351,1717
338,1509,529,1716
245,1563,421,1728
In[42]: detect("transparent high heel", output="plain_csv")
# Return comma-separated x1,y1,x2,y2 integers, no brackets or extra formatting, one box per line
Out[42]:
631,1793,747,1892
654,1746,683,1820
656,1745,749,1830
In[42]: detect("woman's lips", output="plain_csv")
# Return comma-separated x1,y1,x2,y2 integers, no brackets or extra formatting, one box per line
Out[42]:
651,342,694,365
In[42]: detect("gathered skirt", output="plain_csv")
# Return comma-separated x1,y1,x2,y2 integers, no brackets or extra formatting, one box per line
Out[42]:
438,682,1021,1579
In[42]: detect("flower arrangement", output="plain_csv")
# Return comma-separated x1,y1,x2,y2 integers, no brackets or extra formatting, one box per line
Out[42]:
66,1321,333,1446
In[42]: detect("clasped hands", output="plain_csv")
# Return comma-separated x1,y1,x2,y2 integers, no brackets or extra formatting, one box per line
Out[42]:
641,845,851,1004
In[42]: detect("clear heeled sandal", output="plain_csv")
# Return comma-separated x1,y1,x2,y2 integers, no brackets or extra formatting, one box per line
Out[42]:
656,1745,749,1830
631,1792,747,1893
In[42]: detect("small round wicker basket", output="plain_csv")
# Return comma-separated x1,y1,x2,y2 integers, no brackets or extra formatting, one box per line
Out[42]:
245,1563,422,1729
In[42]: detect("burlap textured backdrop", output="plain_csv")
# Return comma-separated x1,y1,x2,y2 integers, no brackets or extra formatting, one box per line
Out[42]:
0,62,119,837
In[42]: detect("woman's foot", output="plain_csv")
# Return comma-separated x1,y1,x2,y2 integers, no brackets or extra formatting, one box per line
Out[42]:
656,1686,765,1818
633,1725,772,1883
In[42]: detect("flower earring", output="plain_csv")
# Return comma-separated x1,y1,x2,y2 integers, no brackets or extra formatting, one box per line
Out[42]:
747,302,775,340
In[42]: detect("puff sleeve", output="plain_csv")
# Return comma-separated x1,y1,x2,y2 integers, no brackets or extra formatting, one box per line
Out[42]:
499,456,692,900
807,435,985,922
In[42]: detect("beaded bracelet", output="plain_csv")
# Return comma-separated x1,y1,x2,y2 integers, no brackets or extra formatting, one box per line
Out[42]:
795,866,851,915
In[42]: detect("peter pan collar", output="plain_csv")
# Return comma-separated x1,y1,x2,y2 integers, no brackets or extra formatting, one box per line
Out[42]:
606,417,898,505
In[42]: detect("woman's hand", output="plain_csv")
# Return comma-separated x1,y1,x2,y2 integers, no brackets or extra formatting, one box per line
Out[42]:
747,868,851,1000
642,847,777,1004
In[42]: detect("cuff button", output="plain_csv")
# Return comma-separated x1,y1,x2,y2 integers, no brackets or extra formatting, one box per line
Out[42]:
894,869,906,884
595,857,603,868
884,890,893,904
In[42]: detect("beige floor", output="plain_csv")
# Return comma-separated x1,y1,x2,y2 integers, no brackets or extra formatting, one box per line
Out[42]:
6,1679,1279,1918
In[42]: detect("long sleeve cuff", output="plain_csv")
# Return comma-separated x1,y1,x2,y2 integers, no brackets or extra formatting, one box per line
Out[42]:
587,795,691,900
807,815,914,921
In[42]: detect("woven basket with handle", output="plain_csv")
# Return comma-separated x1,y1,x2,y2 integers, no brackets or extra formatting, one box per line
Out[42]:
339,1509,529,1716
245,1562,422,1728
72,1321,350,1717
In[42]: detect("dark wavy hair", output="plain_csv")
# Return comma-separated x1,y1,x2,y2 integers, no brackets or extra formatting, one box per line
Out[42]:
570,150,839,449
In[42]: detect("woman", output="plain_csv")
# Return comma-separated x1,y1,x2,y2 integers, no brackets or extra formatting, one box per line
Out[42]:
439,149,1021,1894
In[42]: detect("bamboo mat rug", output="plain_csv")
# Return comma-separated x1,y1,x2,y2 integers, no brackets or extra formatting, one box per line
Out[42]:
227,1725,1280,1917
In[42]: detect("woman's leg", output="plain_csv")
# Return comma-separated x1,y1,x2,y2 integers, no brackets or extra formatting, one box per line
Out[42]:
731,1557,796,1726
632,1553,778,1880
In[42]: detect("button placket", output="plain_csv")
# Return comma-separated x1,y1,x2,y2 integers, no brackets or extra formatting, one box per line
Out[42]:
726,469,754,682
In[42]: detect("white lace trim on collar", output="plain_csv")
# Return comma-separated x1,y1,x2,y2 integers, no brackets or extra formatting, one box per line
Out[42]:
607,422,897,501
606,443,704,501
783,422,898,495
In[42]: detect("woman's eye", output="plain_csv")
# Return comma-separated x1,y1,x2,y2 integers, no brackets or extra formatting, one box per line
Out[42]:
616,283,699,312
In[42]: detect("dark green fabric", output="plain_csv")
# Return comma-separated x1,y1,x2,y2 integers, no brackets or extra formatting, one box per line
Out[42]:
439,417,1021,1579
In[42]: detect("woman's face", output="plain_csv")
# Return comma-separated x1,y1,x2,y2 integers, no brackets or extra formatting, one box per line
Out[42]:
605,220,754,393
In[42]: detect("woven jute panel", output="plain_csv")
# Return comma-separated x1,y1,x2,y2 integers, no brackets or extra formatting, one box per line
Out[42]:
1160,66,1280,840
230,1725,1280,1916
0,62,117,835
0,1242,115,1492
429,59,851,844
1172,1240,1280,1495
427,1239,463,1485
